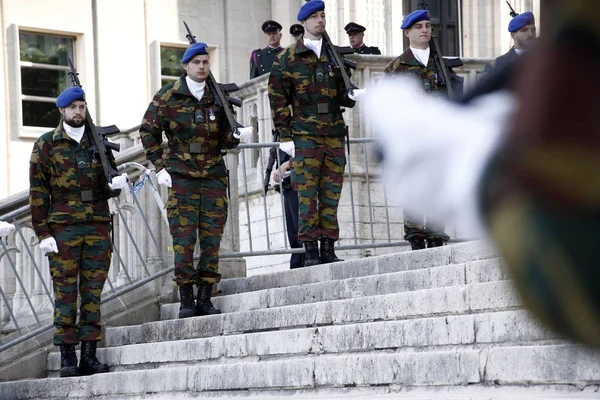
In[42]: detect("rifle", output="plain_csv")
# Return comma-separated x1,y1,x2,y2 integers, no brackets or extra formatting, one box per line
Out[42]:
322,30,358,95
506,1,519,18
67,58,120,185
429,36,454,98
263,129,280,195
183,21,243,136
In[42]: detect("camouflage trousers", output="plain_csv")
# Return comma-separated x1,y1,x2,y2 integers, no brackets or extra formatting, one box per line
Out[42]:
292,135,346,242
167,175,228,285
48,223,111,345
403,211,449,241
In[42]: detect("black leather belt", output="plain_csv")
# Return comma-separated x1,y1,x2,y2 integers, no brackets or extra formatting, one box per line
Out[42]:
169,143,203,154
52,190,102,202
297,103,340,114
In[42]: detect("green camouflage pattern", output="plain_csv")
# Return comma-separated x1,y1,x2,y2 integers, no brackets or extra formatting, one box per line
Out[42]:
139,76,239,178
29,121,116,344
29,122,119,241
384,47,449,242
268,39,355,142
292,135,345,242
141,75,237,285
48,223,111,345
479,0,600,347
384,47,448,94
167,176,227,285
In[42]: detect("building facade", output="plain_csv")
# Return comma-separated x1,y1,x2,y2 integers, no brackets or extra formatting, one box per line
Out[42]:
0,0,540,198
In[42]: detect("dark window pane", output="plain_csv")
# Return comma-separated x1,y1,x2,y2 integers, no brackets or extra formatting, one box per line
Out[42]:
21,67,69,97
161,47,186,76
22,101,61,128
19,32,74,66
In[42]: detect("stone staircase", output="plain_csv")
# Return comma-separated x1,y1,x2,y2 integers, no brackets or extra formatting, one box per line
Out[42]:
1,242,600,399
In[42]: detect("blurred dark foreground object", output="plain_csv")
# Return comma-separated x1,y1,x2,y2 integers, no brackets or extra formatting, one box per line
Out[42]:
478,0,600,347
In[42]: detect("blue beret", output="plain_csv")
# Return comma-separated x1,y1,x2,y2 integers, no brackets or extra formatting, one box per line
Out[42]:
508,11,535,32
401,10,430,29
181,42,209,64
56,86,85,108
297,0,325,21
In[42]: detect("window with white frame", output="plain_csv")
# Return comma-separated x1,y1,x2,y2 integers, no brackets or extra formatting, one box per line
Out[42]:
19,31,74,128
160,46,186,86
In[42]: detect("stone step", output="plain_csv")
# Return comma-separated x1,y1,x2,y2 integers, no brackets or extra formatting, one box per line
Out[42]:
104,280,522,348
161,258,507,319
218,241,497,295
47,310,558,374
5,345,600,399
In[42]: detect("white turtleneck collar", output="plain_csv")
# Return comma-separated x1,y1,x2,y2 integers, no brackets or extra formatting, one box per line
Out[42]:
186,76,206,101
304,37,323,58
410,46,430,67
514,48,526,55
63,121,85,143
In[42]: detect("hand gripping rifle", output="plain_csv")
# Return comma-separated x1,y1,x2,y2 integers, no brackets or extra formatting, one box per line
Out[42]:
183,21,243,136
506,1,519,18
67,58,121,185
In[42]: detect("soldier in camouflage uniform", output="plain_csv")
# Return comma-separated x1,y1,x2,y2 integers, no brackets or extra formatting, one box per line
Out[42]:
140,42,252,319
268,0,359,267
29,86,128,377
384,9,453,251
250,20,283,79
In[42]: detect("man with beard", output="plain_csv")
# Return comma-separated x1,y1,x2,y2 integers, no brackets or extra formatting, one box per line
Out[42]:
268,0,362,267
140,42,252,319
484,11,536,74
250,20,284,79
29,86,128,377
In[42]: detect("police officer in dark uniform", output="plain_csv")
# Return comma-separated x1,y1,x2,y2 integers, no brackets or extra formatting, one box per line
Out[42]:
290,24,304,41
250,20,284,79
344,22,381,55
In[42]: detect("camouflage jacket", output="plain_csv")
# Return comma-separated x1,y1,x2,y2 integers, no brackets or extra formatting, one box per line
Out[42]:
29,122,119,241
250,46,282,79
140,76,239,179
268,38,356,141
384,47,447,94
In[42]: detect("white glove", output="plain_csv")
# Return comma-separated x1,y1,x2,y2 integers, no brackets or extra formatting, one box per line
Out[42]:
279,141,295,158
40,237,58,254
349,88,367,101
233,126,253,140
108,174,129,190
0,221,15,237
156,169,172,188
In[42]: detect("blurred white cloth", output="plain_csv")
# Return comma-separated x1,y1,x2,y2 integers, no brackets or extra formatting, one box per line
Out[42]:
156,169,172,188
365,77,516,237
108,174,129,190
279,141,295,158
40,237,58,254
0,221,15,237
234,126,253,140
349,88,367,101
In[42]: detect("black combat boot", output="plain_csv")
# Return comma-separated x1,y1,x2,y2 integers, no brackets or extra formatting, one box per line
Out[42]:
195,284,221,316
59,344,80,377
427,238,444,248
320,238,344,264
409,238,426,251
303,241,321,267
178,284,195,319
79,341,109,376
